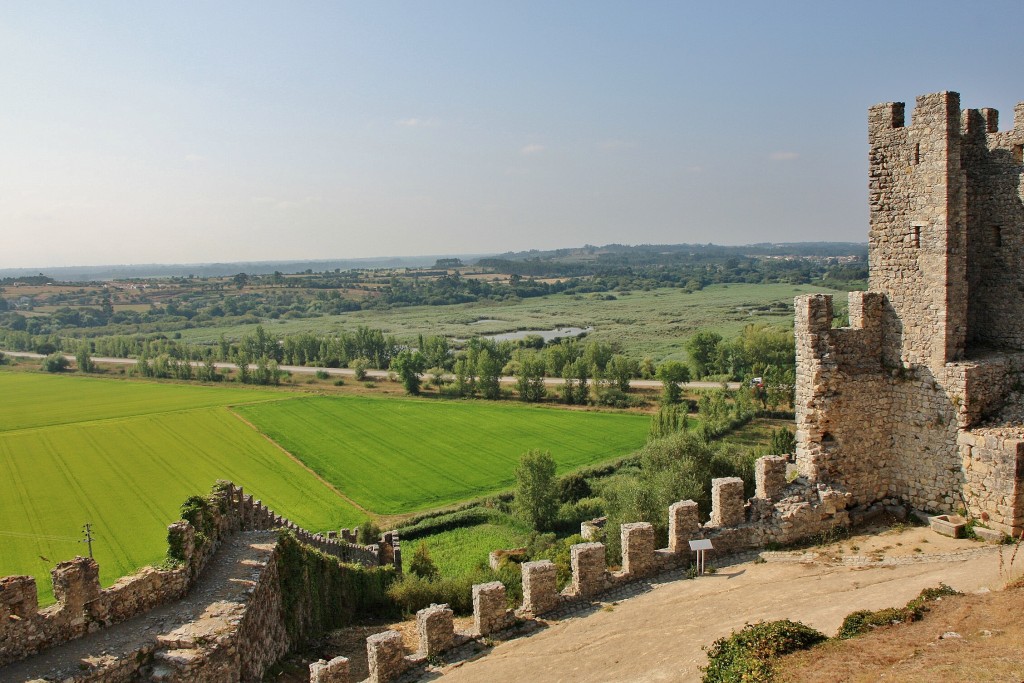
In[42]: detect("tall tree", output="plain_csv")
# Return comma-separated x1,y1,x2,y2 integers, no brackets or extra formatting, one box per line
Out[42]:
513,450,559,531
656,361,690,404
391,349,426,395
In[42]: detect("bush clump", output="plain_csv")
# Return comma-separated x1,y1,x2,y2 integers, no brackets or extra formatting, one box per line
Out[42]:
837,583,960,639
395,507,506,542
702,620,826,683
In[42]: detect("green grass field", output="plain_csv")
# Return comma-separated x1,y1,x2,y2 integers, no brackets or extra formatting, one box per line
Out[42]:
0,372,286,432
177,283,849,362
0,372,652,603
236,395,650,514
0,373,363,603
411,523,532,577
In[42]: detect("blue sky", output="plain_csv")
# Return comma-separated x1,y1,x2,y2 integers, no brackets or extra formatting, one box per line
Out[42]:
2,1,1022,267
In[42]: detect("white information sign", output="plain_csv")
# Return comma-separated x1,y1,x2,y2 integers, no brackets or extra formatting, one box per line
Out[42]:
688,538,713,575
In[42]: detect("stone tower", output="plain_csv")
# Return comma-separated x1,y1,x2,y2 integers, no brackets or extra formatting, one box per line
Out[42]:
795,91,1024,535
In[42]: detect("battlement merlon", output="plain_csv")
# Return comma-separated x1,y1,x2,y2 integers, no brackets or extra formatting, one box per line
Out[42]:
868,91,961,144
795,291,884,336
962,108,1000,136
795,292,885,369
1017,102,1024,130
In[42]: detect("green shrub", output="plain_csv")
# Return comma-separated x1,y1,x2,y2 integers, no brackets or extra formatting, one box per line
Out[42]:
40,352,69,373
357,519,382,545
395,507,508,542
408,542,440,580
514,449,558,531
315,370,330,380
558,472,592,503
837,583,959,639
702,620,826,683
351,357,370,381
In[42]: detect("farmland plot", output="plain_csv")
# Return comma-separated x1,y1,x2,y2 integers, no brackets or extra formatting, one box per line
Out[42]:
237,395,650,514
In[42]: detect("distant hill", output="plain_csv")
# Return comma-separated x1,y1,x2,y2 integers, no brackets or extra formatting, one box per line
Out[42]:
0,242,867,282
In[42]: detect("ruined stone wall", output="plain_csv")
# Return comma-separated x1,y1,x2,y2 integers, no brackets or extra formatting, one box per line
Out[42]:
795,292,891,504
0,481,400,672
797,92,1024,532
964,103,1024,350
960,428,1024,535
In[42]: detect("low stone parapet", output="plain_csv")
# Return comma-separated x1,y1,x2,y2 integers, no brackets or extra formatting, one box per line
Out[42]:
310,655,350,683
472,582,511,636
570,542,607,598
520,560,559,616
710,477,746,527
367,630,407,683
416,603,454,656
620,522,655,578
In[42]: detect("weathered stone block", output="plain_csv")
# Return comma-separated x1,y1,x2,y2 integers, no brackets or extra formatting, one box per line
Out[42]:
367,630,406,683
668,500,700,554
310,656,350,683
0,575,38,619
52,556,101,611
570,542,606,598
755,456,788,501
521,560,558,615
472,582,508,636
709,477,746,527
416,603,454,656
620,522,655,578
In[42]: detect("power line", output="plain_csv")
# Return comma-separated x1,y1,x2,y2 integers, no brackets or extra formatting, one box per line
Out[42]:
0,529,82,543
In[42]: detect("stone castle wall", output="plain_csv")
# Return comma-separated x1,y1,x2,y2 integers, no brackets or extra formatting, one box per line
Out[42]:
0,481,400,673
797,91,1024,534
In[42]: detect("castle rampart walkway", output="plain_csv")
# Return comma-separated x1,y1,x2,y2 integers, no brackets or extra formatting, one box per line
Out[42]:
437,529,1014,682
1,530,276,682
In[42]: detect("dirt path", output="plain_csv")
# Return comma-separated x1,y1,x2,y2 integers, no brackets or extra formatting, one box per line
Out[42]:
440,530,1022,683
1,531,277,683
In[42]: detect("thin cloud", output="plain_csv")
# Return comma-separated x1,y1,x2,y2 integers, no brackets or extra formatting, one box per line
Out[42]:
184,153,205,163
520,143,545,155
770,151,799,161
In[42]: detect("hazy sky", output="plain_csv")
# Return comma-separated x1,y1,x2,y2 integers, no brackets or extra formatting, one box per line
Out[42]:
2,2,1022,268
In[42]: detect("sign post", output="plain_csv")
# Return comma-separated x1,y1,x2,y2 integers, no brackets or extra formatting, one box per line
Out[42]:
688,538,713,575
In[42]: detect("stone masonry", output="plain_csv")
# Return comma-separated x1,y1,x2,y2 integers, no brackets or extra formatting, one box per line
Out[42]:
415,603,454,657
797,91,1024,535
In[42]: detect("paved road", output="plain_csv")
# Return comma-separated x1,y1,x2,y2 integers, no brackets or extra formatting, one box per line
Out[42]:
2,351,740,390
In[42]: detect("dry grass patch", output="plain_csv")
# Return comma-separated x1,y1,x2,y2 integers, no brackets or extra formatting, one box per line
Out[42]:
776,584,1024,682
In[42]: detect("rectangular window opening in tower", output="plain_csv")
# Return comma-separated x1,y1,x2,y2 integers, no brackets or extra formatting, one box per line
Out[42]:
1013,144,1023,164
994,226,1003,247
913,143,920,165
912,225,922,248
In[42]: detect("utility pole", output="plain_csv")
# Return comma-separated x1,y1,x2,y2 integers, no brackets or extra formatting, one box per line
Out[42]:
81,523,95,559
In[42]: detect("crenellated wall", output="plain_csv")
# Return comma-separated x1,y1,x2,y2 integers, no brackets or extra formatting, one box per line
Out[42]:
329,458,857,683
796,91,1024,535
0,480,401,675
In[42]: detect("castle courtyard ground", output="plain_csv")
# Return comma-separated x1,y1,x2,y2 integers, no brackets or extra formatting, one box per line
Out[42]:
433,526,1022,682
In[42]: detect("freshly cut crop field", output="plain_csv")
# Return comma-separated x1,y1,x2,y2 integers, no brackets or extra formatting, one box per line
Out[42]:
237,395,650,515
0,375,364,603
0,372,286,432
